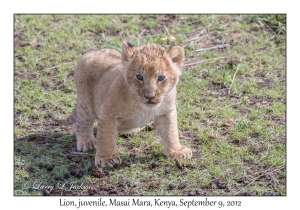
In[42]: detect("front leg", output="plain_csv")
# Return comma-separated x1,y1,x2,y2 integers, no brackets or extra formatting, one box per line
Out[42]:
154,109,192,159
95,117,121,168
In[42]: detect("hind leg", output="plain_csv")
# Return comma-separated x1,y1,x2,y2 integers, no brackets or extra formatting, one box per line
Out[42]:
75,104,96,152
75,118,96,152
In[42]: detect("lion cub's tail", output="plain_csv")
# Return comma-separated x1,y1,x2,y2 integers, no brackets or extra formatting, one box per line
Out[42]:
47,110,76,126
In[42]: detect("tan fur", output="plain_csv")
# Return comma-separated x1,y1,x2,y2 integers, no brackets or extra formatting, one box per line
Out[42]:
49,42,192,167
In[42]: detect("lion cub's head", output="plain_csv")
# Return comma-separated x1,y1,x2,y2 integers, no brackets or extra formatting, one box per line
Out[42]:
122,42,185,106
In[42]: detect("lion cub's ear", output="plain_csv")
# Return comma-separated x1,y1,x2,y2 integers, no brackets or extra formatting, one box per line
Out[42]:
167,46,185,73
122,42,135,62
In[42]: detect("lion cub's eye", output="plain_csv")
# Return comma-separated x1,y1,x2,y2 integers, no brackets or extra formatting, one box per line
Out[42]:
158,75,165,82
136,74,144,81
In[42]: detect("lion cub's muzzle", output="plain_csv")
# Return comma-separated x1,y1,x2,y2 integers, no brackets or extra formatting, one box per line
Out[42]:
144,93,157,105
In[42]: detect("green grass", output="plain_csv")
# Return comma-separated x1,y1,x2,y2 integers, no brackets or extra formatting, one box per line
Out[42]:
14,14,286,196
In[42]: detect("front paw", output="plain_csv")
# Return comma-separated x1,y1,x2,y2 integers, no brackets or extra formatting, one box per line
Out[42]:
165,146,192,159
95,153,121,168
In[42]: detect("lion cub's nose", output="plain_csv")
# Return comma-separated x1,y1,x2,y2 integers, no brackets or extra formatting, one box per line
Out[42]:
144,94,156,100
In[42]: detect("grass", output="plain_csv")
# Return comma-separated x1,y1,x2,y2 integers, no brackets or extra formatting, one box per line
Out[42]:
14,14,286,196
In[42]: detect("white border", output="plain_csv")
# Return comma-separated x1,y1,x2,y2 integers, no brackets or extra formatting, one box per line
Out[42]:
4,0,298,209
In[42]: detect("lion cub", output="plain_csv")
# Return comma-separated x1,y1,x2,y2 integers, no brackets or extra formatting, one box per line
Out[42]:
49,41,192,167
